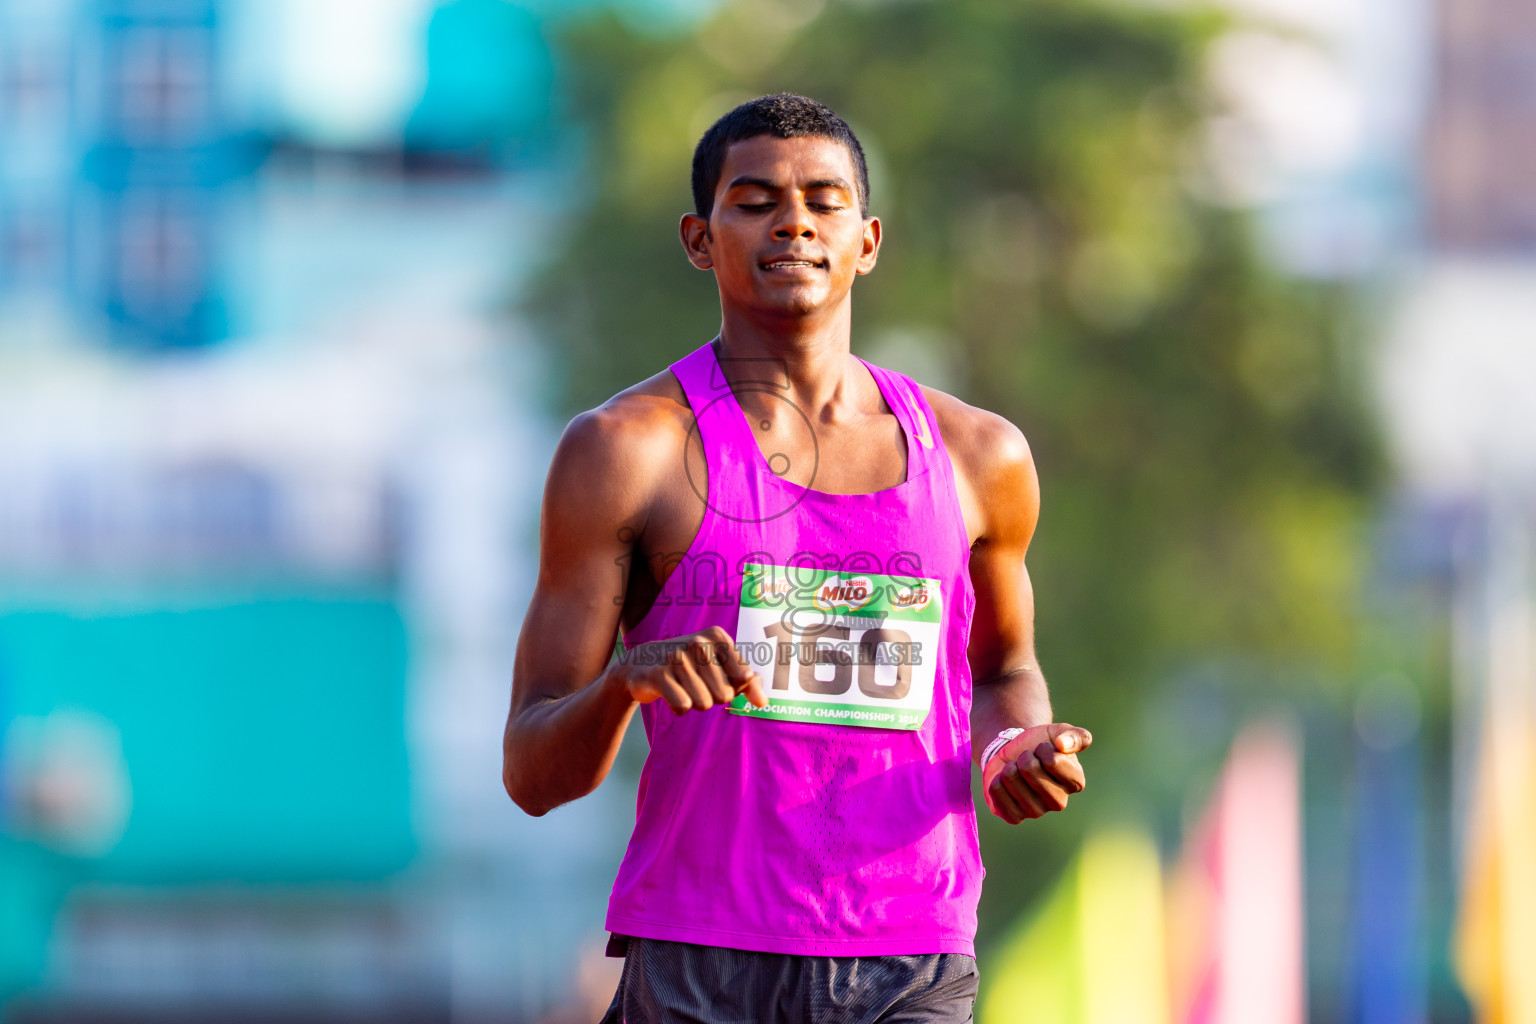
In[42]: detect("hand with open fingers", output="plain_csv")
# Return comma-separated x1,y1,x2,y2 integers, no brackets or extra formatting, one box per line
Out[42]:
622,625,768,715
981,722,1092,824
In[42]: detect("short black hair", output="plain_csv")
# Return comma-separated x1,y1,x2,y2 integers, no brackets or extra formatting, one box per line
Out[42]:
691,93,870,218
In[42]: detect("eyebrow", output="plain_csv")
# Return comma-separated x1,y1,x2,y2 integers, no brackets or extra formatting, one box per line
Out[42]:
724,175,855,195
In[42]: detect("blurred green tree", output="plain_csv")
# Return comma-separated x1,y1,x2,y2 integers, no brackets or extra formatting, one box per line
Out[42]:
527,0,1380,944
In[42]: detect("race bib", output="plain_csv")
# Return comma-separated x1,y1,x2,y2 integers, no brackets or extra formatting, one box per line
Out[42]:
729,562,943,731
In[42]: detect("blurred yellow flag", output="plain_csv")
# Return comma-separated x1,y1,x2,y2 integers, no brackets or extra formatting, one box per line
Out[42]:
1453,521,1536,1024
980,828,1169,1024
1454,717,1536,1024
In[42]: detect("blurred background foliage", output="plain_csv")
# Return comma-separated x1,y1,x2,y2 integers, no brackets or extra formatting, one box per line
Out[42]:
530,0,1383,938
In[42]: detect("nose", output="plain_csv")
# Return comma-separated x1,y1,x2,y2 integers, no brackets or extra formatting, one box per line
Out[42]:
772,196,816,241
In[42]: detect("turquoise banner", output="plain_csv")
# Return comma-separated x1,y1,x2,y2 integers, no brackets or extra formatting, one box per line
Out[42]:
0,594,415,883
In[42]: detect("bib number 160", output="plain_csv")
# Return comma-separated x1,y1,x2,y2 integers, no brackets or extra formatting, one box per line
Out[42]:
758,622,915,700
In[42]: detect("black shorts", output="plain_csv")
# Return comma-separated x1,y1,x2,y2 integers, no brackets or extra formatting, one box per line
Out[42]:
599,936,979,1024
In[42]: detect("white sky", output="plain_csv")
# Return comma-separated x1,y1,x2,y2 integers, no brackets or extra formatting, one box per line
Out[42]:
225,0,436,146
1380,262,1536,495
1209,0,1429,190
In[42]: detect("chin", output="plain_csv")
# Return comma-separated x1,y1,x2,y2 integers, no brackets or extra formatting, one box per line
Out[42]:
757,285,831,317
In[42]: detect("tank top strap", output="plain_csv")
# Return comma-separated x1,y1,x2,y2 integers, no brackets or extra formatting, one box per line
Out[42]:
667,339,716,414
858,357,945,479
668,339,762,465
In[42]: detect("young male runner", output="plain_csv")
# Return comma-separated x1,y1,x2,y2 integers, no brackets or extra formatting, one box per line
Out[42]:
503,94,1092,1023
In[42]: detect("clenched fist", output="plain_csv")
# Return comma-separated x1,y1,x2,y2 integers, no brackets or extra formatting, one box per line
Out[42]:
619,625,768,715
982,722,1092,823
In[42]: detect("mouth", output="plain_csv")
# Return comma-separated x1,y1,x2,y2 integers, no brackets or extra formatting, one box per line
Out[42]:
759,256,827,272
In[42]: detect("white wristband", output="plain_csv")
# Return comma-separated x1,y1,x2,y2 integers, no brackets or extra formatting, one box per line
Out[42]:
981,727,1026,769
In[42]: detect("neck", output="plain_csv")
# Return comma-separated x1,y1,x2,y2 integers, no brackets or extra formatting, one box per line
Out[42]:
715,296,858,411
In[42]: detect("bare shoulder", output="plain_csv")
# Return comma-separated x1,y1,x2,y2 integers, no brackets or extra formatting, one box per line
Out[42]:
545,368,693,528
919,384,1039,546
560,368,690,457
920,385,1034,487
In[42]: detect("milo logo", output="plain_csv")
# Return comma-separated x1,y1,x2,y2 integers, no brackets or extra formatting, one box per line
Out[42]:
892,584,931,612
813,576,875,612
751,574,794,603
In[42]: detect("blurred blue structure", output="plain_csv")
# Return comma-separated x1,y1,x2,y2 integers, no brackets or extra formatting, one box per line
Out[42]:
0,0,251,350
83,0,241,349
0,3,74,303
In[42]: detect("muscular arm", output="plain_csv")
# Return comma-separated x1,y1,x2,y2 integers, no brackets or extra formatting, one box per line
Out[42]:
502,406,656,816
965,423,1055,753
503,396,765,817
930,393,1092,823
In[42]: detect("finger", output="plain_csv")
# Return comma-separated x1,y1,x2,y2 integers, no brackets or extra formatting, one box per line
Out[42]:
1000,760,1050,819
1016,750,1070,812
704,626,754,683
1035,742,1086,793
1046,723,1093,755
672,652,715,711
688,640,736,705
740,672,769,709
989,780,1025,824
987,776,1026,824
654,671,693,715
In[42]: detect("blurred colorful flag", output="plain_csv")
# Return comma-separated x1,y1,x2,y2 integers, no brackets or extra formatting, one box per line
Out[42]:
1452,573,1536,1024
1166,722,1305,1024
979,827,1168,1024
1347,674,1426,1024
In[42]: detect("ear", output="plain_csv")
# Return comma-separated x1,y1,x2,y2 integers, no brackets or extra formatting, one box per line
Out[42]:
855,216,881,276
679,213,714,270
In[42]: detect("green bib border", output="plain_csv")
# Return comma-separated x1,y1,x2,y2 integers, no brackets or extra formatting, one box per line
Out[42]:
727,694,927,731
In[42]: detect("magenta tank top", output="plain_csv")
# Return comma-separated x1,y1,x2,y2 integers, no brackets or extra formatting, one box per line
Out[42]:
605,339,981,957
